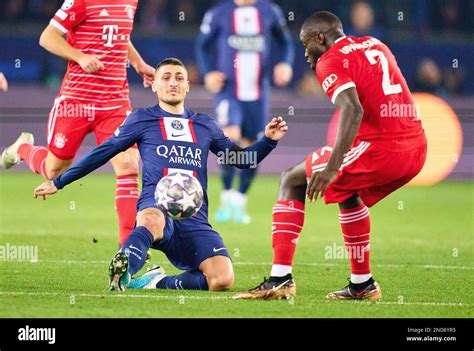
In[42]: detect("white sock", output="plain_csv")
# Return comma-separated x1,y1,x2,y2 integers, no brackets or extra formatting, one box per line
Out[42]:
232,191,246,208
270,264,292,277
221,190,234,205
351,273,372,284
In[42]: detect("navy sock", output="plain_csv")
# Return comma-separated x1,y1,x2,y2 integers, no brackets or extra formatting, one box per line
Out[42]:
122,226,154,276
238,167,258,194
221,164,235,190
156,270,209,290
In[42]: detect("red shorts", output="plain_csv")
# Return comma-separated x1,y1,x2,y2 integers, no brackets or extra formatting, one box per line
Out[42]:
46,96,133,160
305,140,427,207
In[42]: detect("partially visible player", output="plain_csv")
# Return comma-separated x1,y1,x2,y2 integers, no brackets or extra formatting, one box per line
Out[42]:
0,72,8,92
33,58,288,292
0,0,155,247
196,0,294,224
234,11,427,300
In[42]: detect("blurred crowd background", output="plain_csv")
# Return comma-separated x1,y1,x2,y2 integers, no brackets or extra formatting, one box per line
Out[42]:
0,0,473,97
1,0,472,37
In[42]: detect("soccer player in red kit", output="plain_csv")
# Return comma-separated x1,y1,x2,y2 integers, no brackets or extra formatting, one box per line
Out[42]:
234,11,427,301
0,0,155,246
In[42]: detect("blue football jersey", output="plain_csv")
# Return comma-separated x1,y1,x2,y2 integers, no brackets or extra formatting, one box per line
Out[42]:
53,104,278,230
111,105,233,225
196,0,294,101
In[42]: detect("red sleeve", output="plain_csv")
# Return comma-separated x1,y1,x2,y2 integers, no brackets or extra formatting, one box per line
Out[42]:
50,0,87,34
316,54,356,104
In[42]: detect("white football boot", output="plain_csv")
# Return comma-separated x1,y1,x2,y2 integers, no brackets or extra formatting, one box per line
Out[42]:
0,132,34,169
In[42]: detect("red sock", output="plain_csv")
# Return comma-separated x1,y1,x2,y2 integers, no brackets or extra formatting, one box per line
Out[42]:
339,204,371,275
18,144,49,179
115,174,139,246
271,200,305,275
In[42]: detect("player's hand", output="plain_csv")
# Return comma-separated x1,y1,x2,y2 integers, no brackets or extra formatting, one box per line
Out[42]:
306,170,338,203
0,72,8,92
34,181,58,200
204,71,226,94
77,53,105,73
135,61,155,88
273,63,293,87
265,116,288,141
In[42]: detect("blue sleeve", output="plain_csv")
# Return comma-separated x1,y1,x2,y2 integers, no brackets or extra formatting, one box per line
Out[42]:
271,4,294,66
195,8,220,77
209,120,277,169
53,111,141,189
53,139,123,189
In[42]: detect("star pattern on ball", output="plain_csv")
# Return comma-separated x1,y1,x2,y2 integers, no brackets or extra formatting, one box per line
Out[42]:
157,193,171,209
168,172,189,188
177,189,196,211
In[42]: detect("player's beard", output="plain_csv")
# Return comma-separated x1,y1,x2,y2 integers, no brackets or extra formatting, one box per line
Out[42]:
162,96,184,106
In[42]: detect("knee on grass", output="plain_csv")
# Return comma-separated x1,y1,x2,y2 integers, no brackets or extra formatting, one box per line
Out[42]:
206,272,235,291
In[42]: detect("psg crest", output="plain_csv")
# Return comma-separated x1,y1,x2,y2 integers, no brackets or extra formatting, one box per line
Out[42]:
171,120,184,130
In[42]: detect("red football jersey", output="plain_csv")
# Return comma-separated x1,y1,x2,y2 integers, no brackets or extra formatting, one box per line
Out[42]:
316,36,426,151
50,0,138,107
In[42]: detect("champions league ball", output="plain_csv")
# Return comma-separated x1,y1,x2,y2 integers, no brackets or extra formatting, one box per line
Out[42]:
154,172,204,220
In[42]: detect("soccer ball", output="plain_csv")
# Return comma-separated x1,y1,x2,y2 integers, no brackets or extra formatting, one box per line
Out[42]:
154,172,204,220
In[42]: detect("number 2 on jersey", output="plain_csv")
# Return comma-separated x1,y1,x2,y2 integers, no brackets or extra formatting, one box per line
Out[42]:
365,50,402,96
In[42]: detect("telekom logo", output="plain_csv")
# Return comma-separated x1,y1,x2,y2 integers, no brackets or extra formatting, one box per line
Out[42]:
102,25,119,47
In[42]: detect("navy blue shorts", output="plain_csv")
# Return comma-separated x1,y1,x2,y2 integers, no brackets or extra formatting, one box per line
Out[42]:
138,196,230,272
214,95,269,140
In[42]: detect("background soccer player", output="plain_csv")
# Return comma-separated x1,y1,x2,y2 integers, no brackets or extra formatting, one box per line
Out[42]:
33,58,288,292
0,0,155,247
234,11,427,301
196,0,294,224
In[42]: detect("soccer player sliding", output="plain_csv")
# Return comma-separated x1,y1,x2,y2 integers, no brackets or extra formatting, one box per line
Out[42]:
234,11,427,301
33,58,288,292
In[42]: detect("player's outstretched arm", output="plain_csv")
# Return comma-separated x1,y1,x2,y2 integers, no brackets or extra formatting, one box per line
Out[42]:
34,110,141,200
34,181,58,200
307,87,363,202
211,116,288,169
39,24,105,73
263,116,288,141
33,139,124,200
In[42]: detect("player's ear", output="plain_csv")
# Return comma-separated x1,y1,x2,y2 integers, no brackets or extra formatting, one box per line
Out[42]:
151,81,157,93
317,32,324,45
186,80,190,92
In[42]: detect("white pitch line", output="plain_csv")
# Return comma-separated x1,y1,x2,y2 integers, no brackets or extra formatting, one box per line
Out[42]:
373,301,470,307
2,259,474,270
0,291,229,300
350,300,472,307
0,291,470,308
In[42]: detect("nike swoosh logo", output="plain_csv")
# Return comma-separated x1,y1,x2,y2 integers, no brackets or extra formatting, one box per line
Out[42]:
129,245,143,253
272,279,290,292
171,133,185,137
213,247,226,253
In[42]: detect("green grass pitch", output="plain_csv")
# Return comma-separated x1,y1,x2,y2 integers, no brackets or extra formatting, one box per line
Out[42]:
0,172,472,317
